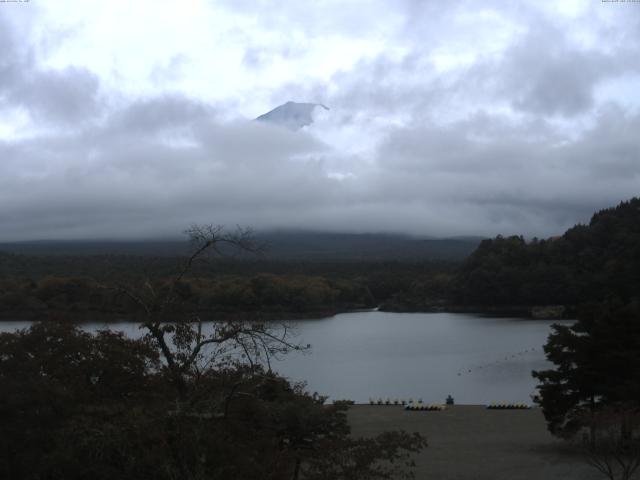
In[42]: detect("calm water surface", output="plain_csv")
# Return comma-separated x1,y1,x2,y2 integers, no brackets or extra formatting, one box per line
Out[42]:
0,311,572,404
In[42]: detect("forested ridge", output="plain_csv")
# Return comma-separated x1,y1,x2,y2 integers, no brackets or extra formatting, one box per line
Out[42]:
454,198,640,312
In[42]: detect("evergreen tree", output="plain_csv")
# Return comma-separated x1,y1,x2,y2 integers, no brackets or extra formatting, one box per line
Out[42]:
533,300,640,438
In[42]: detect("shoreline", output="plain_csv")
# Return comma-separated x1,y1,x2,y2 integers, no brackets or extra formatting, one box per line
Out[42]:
380,303,573,320
0,304,572,322
0,307,365,323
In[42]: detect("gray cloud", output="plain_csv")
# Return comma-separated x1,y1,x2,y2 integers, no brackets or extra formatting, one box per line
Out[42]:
14,66,101,124
498,25,627,117
1,3,640,241
0,12,101,125
2,94,638,241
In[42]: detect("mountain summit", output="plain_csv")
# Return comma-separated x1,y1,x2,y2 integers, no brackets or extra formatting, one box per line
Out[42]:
255,101,329,130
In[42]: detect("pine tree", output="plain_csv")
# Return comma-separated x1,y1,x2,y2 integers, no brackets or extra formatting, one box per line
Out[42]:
533,300,640,438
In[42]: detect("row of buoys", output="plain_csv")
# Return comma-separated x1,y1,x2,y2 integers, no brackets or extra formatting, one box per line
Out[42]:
369,398,412,406
406,403,446,411
487,403,531,409
456,347,538,377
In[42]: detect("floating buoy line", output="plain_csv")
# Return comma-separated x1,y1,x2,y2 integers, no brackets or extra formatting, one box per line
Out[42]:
367,398,447,410
405,403,446,411
367,398,532,410
455,346,540,377
368,398,411,406
486,403,531,409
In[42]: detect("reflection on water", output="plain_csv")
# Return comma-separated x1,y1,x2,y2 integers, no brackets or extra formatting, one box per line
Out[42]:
0,312,573,404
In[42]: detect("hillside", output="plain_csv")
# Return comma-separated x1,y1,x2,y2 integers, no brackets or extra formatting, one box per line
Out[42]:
454,198,640,310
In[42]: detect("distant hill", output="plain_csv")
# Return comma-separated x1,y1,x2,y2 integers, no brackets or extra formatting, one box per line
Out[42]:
0,232,482,261
255,101,329,130
0,240,191,257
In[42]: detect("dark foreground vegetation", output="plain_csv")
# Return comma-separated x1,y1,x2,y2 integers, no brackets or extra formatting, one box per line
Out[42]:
0,227,426,479
0,322,425,479
0,322,425,480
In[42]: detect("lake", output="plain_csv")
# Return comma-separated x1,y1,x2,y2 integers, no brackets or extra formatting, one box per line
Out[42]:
0,311,571,404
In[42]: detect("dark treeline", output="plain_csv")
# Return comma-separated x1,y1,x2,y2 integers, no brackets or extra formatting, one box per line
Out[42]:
0,309,426,480
454,198,640,313
0,254,457,320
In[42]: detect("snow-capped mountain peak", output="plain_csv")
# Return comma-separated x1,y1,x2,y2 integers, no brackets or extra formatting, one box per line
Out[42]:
255,101,329,130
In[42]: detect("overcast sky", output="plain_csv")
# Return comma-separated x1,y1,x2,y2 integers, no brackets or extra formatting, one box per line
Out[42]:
1,0,639,241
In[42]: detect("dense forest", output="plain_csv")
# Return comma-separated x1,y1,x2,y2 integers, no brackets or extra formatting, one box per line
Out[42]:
454,198,640,313
0,254,456,320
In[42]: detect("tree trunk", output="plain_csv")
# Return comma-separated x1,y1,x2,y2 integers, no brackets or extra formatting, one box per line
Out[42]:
292,457,301,480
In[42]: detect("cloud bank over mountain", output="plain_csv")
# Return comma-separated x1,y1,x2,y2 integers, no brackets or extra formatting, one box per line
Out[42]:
1,1,639,241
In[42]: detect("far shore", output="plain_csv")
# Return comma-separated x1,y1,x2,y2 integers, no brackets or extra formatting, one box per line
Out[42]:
0,304,574,322
0,309,347,323
379,303,573,320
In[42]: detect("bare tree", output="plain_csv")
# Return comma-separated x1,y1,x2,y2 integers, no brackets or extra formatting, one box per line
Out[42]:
2,225,426,480
112,224,306,400
579,404,640,480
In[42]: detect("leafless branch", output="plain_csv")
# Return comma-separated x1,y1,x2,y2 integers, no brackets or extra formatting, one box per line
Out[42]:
579,405,640,480
96,225,298,404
